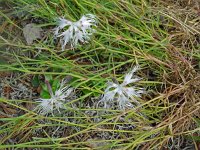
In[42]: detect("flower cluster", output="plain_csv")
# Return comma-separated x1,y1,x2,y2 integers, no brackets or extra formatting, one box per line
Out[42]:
37,66,144,115
99,66,144,110
36,13,145,114
37,79,73,115
54,14,97,50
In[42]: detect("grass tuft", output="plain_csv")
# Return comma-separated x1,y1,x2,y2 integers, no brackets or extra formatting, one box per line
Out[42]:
0,0,199,149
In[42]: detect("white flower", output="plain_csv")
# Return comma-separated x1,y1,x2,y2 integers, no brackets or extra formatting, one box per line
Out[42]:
37,79,73,115
54,14,97,50
99,65,144,110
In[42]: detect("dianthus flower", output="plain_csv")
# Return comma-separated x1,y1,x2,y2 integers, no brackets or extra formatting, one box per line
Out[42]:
54,14,97,50
99,66,144,110
37,79,73,115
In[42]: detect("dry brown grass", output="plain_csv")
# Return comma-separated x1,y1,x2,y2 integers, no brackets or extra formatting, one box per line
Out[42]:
140,0,200,149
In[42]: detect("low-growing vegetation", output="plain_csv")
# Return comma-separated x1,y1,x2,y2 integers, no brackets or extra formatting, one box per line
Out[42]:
0,0,199,149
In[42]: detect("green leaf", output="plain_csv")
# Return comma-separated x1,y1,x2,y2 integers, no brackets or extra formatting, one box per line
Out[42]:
52,79,60,92
45,74,53,81
41,83,48,91
194,118,200,127
192,136,200,141
40,89,50,99
31,75,40,87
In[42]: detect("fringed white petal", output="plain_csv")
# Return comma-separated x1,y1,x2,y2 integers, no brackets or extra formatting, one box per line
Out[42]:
54,14,97,50
122,65,140,85
99,65,144,110
37,79,73,115
37,98,54,115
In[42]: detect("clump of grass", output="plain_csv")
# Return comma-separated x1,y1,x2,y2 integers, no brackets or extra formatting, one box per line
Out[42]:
0,0,199,149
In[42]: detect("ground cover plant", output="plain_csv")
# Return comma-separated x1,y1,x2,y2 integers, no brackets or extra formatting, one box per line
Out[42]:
0,0,200,149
